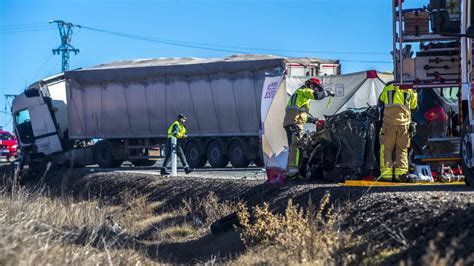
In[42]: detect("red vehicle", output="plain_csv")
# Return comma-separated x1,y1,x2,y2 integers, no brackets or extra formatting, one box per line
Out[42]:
0,130,19,161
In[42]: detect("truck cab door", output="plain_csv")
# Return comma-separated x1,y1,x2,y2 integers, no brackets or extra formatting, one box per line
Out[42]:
28,104,63,155
15,103,63,156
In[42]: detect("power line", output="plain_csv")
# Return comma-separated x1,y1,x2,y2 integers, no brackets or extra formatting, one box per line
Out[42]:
340,59,392,64
0,27,54,34
46,60,62,77
29,54,55,83
81,25,390,58
0,25,52,31
81,25,251,54
2,116,13,129
0,22,48,30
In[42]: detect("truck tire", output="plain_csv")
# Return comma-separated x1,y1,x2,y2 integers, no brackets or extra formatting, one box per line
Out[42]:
462,134,473,187
185,141,207,168
210,212,240,235
462,163,473,187
131,160,156,167
253,157,265,167
94,140,121,168
228,140,250,168
462,118,473,187
206,141,228,168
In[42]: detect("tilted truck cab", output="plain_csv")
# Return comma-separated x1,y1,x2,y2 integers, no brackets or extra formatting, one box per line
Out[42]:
11,74,90,175
13,75,65,157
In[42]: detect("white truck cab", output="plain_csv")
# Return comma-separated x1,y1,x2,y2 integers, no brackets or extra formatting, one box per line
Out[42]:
12,74,66,158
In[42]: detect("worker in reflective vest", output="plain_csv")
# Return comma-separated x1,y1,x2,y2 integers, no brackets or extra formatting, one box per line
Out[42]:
378,82,418,181
283,78,335,180
161,114,193,175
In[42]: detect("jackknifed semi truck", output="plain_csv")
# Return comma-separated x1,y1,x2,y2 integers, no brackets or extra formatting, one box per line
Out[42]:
11,54,339,174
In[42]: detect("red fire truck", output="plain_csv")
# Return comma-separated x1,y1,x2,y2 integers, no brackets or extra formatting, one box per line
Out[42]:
392,0,474,186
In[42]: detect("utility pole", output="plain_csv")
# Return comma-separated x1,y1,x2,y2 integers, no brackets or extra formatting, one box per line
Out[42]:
50,20,81,72
3,94,15,130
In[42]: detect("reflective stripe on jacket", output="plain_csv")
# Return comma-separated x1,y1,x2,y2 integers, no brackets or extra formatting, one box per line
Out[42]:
379,84,417,109
167,121,186,138
287,86,316,111
379,84,418,126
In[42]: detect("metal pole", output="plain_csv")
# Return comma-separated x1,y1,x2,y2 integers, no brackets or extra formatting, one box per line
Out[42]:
398,0,404,84
392,0,398,80
171,136,177,176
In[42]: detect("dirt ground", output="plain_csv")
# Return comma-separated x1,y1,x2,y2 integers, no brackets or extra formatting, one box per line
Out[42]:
2,164,474,264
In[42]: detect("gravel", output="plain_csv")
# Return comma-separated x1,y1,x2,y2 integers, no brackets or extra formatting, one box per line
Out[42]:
3,166,474,263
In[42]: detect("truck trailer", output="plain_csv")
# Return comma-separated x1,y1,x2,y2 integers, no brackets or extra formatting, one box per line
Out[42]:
11,54,339,174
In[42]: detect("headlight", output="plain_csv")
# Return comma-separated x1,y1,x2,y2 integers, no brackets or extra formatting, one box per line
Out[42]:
12,145,17,149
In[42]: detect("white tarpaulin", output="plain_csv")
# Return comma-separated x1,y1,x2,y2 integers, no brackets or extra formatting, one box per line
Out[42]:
262,71,393,169
261,75,287,169
286,71,393,119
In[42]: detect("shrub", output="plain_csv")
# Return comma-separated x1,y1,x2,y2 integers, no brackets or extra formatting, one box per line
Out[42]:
236,192,354,264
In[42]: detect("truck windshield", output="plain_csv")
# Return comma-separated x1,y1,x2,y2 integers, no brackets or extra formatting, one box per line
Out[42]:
15,109,34,144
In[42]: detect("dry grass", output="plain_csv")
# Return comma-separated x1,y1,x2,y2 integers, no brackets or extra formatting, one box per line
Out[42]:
0,176,243,265
235,192,355,265
1,169,471,265
417,233,473,266
181,191,241,227
0,186,153,265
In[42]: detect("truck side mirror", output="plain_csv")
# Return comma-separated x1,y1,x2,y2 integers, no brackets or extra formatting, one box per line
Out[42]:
466,26,474,38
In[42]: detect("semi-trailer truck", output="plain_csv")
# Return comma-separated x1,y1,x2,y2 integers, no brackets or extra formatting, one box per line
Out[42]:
11,54,339,174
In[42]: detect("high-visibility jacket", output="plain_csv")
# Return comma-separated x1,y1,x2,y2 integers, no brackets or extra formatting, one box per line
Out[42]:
283,86,328,127
379,84,418,126
287,86,316,111
167,120,186,138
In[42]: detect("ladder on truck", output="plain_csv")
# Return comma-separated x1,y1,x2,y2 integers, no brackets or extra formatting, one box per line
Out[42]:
392,0,464,176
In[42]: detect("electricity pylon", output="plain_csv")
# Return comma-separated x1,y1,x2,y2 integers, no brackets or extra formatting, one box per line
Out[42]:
50,20,81,72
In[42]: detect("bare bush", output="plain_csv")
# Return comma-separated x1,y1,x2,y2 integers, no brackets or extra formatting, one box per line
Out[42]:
236,192,355,265
181,192,240,226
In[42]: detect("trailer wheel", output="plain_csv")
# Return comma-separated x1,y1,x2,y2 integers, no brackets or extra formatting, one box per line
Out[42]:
462,132,473,187
206,141,228,168
228,140,250,168
462,162,473,187
253,157,265,167
185,141,207,168
461,118,473,187
94,140,121,168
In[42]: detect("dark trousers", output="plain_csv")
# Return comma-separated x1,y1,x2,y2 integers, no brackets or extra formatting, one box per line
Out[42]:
162,138,188,168
284,126,293,146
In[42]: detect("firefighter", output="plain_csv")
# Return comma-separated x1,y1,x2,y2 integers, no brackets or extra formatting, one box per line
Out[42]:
378,82,418,181
283,78,335,180
161,114,193,175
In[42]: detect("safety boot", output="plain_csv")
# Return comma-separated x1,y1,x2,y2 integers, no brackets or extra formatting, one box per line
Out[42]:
286,169,304,183
184,166,193,174
160,167,170,175
397,173,417,183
